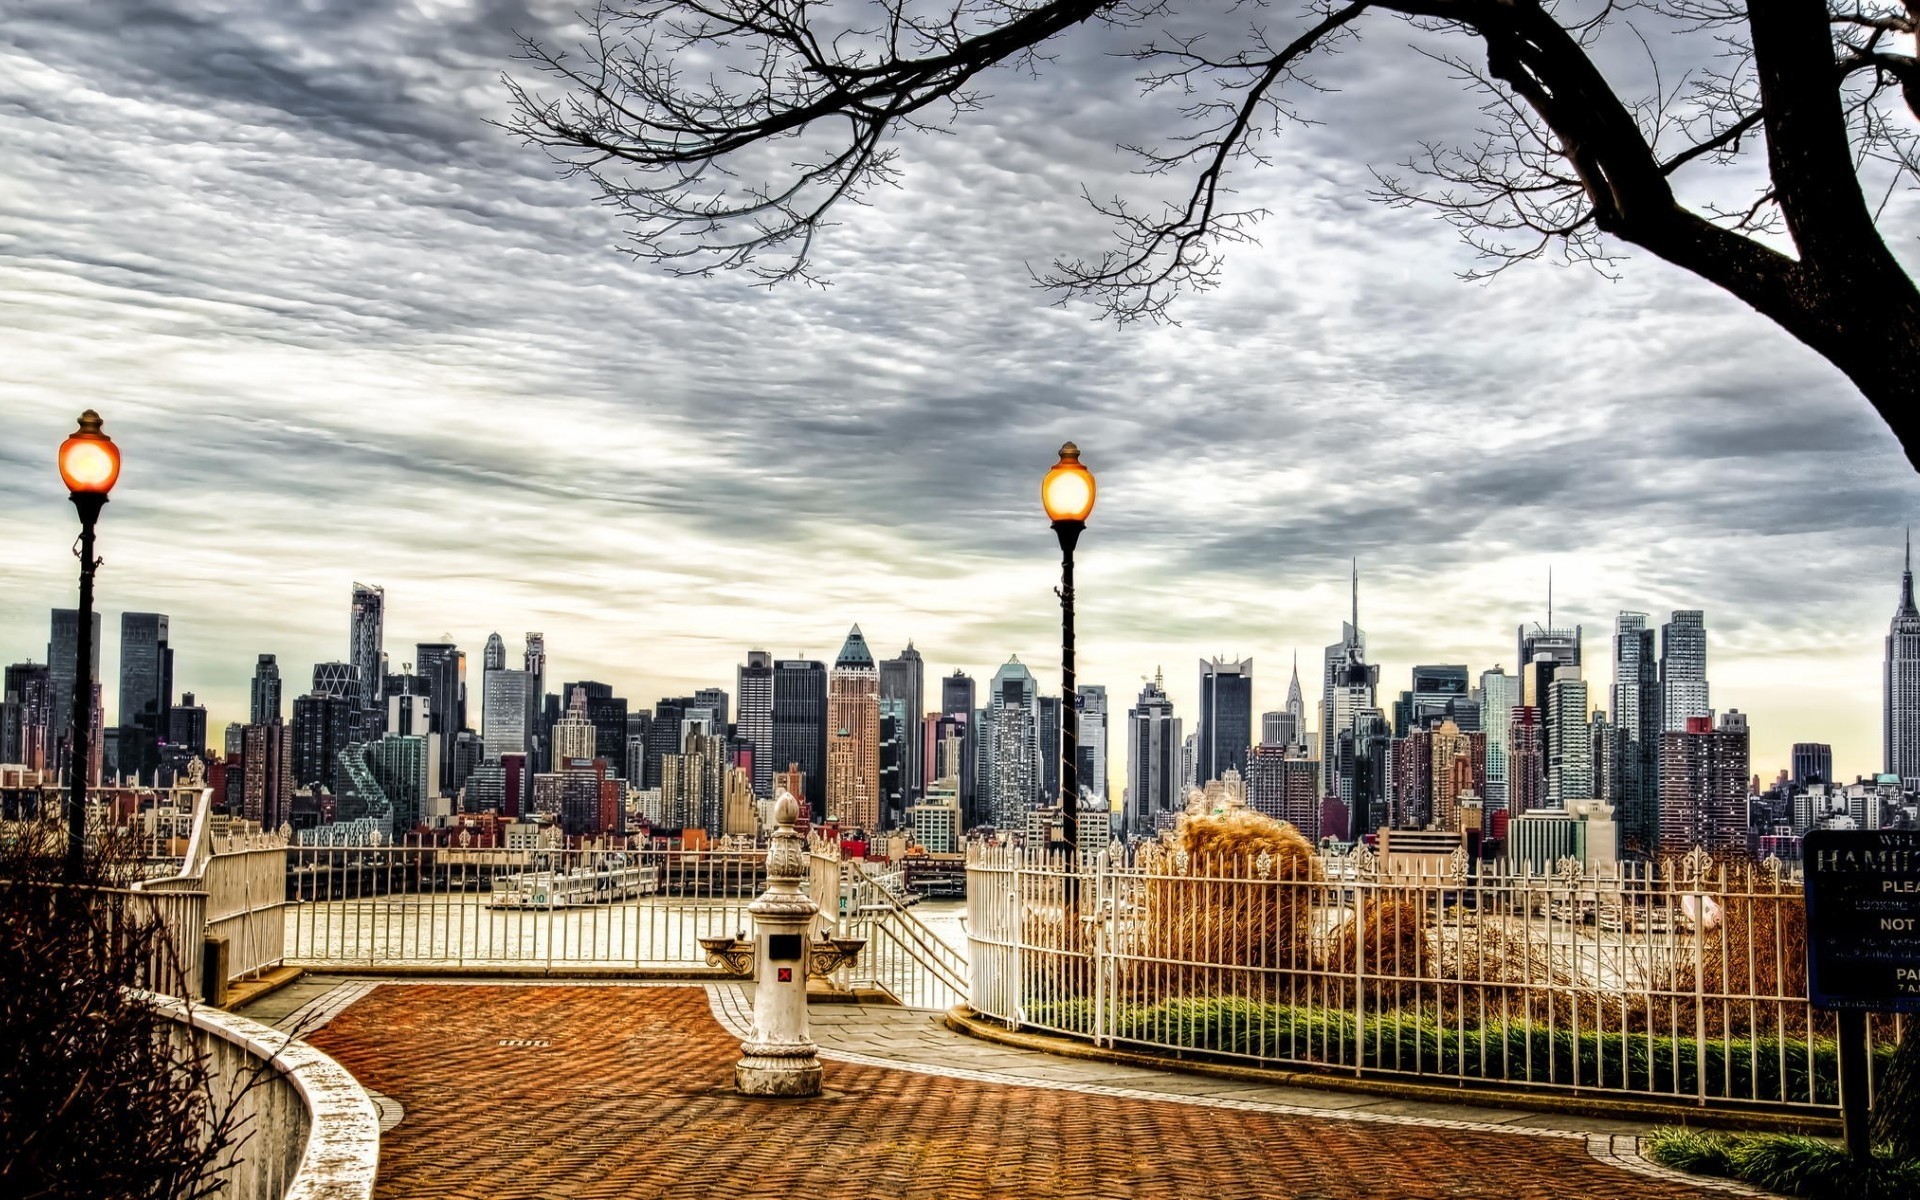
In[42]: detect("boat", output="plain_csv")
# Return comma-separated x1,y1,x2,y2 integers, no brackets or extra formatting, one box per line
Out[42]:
487,859,661,909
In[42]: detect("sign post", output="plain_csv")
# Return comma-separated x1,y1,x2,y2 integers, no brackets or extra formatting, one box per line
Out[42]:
1803,830,1920,1163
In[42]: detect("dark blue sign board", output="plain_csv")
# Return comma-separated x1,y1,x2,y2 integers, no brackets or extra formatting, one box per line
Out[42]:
1803,830,1920,1012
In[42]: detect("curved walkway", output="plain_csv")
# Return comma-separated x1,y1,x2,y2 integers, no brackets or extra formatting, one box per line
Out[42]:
243,977,1773,1199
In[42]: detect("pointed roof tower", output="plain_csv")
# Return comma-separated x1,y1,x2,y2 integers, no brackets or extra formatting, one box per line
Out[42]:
834,625,876,669
1899,528,1919,622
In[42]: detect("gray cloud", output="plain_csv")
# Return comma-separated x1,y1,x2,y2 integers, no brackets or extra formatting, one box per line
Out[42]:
0,0,1915,783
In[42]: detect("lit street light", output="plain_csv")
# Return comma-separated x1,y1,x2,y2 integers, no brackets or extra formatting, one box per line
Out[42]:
1041,442,1095,872
58,410,120,878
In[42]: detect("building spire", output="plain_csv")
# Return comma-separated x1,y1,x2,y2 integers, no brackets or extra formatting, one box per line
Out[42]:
1350,557,1359,636
1902,527,1918,617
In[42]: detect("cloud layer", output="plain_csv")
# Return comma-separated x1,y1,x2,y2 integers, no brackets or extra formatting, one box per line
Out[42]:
2,0,1916,787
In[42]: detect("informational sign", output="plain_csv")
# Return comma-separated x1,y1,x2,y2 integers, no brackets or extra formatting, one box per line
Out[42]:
1804,829,1920,1012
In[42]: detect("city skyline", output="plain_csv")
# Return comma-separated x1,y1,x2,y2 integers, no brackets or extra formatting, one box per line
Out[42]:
4,555,1917,794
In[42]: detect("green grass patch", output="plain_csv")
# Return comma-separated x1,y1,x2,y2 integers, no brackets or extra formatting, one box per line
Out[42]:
1646,1128,1920,1200
1025,995,1892,1105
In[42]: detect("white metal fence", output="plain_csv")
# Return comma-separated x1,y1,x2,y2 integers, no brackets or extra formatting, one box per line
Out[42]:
967,843,1905,1112
282,846,766,968
810,849,968,1010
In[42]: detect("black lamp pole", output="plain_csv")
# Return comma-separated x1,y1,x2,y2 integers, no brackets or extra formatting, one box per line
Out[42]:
1054,518,1082,870
65,491,105,880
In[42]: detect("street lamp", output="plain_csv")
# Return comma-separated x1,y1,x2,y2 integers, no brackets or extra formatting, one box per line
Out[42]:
1041,442,1095,872
58,410,120,878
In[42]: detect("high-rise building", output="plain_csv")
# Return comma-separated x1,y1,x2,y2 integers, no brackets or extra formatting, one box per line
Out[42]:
1476,666,1518,808
167,692,208,761
661,730,728,835
482,668,531,762
523,632,547,772
385,692,441,799
250,653,282,726
291,692,356,790
483,632,506,672
1077,684,1109,810
364,733,431,833
1323,563,1380,811
416,642,467,793
773,660,828,816
117,612,172,782
1126,670,1181,839
1398,664,1470,736
941,671,978,826
983,657,1040,830
47,608,101,770
1037,694,1061,808
563,682,630,774
737,650,774,796
241,720,294,830
3,663,52,770
879,695,908,827
1611,612,1661,854
880,644,925,804
1659,610,1710,733
827,627,881,831
1197,656,1253,785
1262,711,1293,748
552,687,596,766
1791,742,1834,788
1245,743,1320,840
1545,669,1593,805
1519,611,1582,791
1887,537,1920,787
693,686,730,734
349,583,385,714
1285,652,1308,747
311,661,359,700
1658,712,1750,856
1508,706,1543,817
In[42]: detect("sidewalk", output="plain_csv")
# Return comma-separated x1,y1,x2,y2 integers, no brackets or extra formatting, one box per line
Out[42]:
242,978,1775,1199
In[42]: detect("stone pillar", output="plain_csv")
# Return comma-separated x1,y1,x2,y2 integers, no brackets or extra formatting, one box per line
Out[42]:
735,791,823,1096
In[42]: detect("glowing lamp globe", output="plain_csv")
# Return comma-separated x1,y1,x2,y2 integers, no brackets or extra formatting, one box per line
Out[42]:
1041,442,1095,525
58,410,120,496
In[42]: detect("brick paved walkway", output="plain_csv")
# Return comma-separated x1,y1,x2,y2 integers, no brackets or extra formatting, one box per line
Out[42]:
293,981,1754,1200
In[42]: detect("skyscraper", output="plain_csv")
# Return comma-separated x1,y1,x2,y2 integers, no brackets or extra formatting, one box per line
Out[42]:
1197,656,1253,785
693,686,730,733
3,663,52,770
983,657,1039,830
941,671,978,825
311,661,359,700
416,642,467,793
880,643,925,804
1126,670,1180,840
241,720,294,830
349,583,385,714
1659,610,1710,733
167,692,208,761
1077,684,1109,811
552,687,596,766
1324,564,1380,812
291,692,356,789
1887,537,1920,787
772,659,828,815
737,650,774,796
1792,742,1834,788
523,632,548,772
1545,669,1593,805
1245,743,1319,840
483,632,506,672
1508,706,1543,817
118,612,171,782
250,653,282,725
1611,611,1661,853
47,607,100,769
1658,712,1750,856
482,667,532,762
1476,666,1518,808
827,626,881,831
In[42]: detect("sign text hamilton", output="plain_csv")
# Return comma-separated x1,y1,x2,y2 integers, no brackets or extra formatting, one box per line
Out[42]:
1803,830,1920,1012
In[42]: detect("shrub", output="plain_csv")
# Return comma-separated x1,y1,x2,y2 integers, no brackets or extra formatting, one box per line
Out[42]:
1647,1129,1920,1200
0,819,243,1200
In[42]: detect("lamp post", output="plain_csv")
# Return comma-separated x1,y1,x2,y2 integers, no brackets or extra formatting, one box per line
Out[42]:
58,410,120,879
1041,442,1095,875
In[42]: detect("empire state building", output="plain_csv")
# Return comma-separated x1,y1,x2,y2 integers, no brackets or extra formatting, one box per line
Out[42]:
1888,535,1920,787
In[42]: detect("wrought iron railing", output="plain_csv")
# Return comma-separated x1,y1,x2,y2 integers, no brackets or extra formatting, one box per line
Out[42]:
967,843,1905,1112
282,845,767,968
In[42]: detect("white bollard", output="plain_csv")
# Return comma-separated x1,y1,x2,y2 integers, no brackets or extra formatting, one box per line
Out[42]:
734,792,824,1096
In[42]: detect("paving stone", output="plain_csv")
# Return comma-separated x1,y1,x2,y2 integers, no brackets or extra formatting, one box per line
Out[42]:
304,984,1734,1200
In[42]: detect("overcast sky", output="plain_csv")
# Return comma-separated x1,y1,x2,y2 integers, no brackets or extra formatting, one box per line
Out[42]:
3,0,1916,792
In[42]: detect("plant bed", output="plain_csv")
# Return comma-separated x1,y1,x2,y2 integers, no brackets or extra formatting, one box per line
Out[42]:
1646,1128,1920,1200
1025,995,1889,1105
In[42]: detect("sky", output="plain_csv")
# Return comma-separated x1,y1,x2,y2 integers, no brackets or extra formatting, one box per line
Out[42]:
2,0,1917,793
